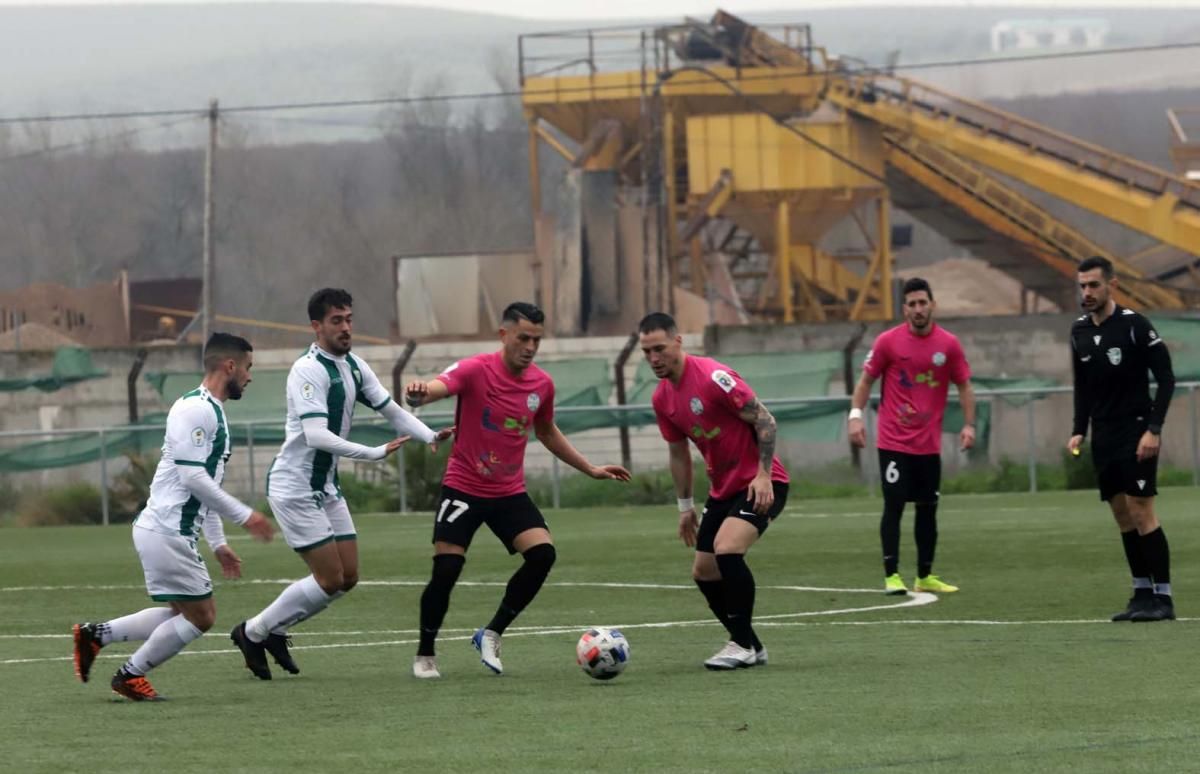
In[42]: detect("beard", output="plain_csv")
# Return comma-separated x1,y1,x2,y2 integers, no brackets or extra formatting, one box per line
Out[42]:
226,377,244,401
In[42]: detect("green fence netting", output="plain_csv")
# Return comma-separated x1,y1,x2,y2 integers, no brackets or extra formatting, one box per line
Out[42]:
1151,317,1200,382
0,347,107,393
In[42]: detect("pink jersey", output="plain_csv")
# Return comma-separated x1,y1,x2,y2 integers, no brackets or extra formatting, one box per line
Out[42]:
435,351,555,498
863,323,970,455
652,355,789,501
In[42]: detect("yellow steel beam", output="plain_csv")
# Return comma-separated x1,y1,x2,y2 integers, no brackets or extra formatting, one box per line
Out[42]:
534,123,576,162
776,199,793,322
828,77,1200,256
884,134,1184,310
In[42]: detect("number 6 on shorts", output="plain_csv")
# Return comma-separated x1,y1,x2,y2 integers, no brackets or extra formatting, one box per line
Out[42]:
885,460,900,484
437,498,469,523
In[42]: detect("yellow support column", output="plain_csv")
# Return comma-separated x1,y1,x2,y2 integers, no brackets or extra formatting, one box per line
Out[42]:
878,195,893,320
777,199,793,323
527,118,541,217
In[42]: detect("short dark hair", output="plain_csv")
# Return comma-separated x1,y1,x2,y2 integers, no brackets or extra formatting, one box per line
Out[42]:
203,332,252,372
638,312,677,336
308,288,353,322
1077,255,1114,279
501,301,545,326
902,277,933,301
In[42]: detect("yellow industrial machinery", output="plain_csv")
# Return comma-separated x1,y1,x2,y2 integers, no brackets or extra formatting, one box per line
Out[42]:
519,11,1200,323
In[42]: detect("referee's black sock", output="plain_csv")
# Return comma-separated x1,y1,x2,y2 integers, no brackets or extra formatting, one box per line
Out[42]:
715,553,756,650
1119,529,1153,595
880,499,904,576
914,502,938,579
418,553,465,656
1140,527,1171,598
487,543,557,635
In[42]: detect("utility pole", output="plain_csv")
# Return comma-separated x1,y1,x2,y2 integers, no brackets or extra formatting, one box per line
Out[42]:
201,98,218,349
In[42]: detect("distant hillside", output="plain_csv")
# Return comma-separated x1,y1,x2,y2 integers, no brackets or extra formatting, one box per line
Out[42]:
2,3,1198,144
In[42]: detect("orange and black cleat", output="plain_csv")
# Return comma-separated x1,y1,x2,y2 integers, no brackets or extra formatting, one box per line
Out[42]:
73,622,102,683
110,668,165,702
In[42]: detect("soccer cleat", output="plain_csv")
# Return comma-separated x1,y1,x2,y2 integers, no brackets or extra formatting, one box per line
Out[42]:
472,628,503,675
73,622,102,683
754,646,768,666
1131,596,1176,622
913,575,959,594
263,633,300,675
110,668,164,702
230,621,272,680
884,574,908,596
1111,592,1155,622
704,641,757,670
412,655,441,679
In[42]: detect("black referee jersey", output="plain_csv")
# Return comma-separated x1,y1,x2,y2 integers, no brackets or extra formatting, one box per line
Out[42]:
1069,305,1175,438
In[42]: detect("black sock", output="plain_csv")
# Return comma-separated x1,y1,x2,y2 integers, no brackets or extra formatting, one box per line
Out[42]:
695,578,761,651
1119,529,1153,595
486,543,557,635
714,553,756,650
1140,527,1171,592
915,501,938,579
418,554,465,656
880,498,904,576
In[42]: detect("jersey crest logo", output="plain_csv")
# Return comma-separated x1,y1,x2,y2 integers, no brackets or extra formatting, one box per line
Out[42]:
689,397,704,415
711,369,736,394
932,352,946,367
690,424,721,440
527,393,540,412
1093,335,1101,345
190,427,205,447
1106,347,1122,365
301,382,316,401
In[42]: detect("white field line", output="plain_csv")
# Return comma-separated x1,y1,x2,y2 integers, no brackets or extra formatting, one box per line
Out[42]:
0,584,934,665
0,580,888,593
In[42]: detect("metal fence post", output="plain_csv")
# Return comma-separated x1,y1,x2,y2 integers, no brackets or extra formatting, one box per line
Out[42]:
1025,400,1037,494
246,423,256,499
98,429,110,526
552,456,561,509
1191,384,1199,488
863,403,876,494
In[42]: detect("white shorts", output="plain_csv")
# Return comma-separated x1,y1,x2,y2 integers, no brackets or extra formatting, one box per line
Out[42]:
269,493,356,552
133,525,213,601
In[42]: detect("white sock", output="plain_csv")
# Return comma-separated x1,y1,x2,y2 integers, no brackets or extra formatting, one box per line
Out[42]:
270,590,345,636
246,575,334,643
124,615,203,676
98,607,176,645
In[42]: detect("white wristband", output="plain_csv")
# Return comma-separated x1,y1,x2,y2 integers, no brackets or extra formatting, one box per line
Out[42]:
848,407,864,421
677,497,694,513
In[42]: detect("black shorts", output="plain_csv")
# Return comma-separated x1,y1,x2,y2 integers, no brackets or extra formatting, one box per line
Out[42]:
432,485,549,555
1092,422,1158,502
878,450,941,504
696,482,789,554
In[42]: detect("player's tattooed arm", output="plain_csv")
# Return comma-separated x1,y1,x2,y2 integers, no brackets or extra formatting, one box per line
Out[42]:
738,397,777,471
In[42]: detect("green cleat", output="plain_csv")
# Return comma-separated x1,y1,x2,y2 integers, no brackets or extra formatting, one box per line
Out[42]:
913,575,959,594
884,574,908,596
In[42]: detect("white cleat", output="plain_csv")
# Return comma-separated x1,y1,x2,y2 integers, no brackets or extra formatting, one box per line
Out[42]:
704,641,757,670
754,646,768,666
472,628,503,674
412,655,441,679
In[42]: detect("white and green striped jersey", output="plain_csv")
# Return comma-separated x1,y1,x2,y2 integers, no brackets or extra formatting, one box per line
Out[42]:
267,344,393,500
137,385,233,539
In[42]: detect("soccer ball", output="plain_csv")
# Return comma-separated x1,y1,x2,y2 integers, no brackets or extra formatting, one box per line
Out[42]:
575,627,630,680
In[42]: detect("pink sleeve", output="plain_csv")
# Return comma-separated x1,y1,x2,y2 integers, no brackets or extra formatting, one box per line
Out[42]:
433,357,481,397
707,367,754,412
654,396,687,443
863,335,890,379
949,338,971,384
535,378,555,423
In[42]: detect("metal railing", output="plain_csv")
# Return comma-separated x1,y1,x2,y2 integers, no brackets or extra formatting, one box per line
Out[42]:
2,384,1197,523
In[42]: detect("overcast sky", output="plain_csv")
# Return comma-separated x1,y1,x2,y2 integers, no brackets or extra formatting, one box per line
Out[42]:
4,0,1200,18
